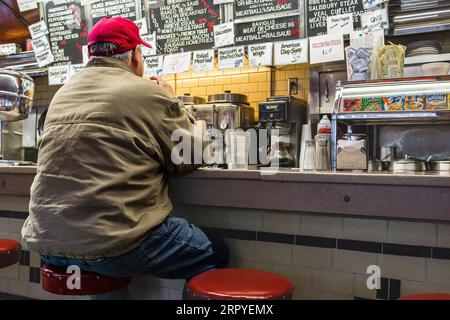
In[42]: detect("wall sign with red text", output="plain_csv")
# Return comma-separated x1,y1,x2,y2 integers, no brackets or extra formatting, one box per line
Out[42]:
149,0,220,54
235,0,299,19
44,0,88,65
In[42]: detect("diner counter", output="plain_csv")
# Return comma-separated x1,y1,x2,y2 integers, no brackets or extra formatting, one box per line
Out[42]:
0,166,449,221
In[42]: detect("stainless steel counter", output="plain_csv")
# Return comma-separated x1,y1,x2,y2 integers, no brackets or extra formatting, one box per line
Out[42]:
0,166,449,221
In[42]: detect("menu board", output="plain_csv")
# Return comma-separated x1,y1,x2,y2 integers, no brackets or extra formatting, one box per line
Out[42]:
235,15,300,45
149,0,220,54
306,0,365,37
91,0,138,25
235,0,299,18
45,0,88,65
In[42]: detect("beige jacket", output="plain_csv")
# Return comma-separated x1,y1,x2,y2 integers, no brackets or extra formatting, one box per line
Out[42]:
21,57,201,259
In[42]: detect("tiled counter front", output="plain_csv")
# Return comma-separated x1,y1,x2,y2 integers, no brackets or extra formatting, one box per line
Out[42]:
1,199,450,300
0,168,449,300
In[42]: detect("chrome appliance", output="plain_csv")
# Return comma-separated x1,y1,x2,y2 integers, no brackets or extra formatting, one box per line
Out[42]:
0,70,34,161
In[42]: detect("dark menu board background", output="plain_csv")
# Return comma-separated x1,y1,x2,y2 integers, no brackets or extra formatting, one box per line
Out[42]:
149,0,219,54
45,0,88,64
306,0,365,37
235,15,300,45
235,0,299,18
92,0,138,25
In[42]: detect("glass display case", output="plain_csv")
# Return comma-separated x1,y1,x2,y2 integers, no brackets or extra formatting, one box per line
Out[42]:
331,76,450,172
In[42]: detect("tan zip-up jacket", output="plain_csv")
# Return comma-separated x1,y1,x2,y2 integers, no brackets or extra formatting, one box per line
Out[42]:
21,57,201,259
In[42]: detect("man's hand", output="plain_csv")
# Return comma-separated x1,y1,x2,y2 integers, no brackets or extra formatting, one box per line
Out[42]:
149,76,176,98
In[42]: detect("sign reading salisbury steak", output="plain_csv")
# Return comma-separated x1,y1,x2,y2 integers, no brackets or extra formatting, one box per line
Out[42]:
306,0,365,36
149,0,219,54
92,0,138,25
235,0,299,18
45,0,88,64
235,15,300,45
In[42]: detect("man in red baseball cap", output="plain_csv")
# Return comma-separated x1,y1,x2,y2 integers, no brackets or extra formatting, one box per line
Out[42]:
22,17,228,289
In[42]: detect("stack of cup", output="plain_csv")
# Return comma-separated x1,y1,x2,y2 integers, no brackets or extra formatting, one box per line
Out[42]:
299,124,314,170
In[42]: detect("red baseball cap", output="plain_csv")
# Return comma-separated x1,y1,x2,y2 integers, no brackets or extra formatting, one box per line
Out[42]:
88,17,152,56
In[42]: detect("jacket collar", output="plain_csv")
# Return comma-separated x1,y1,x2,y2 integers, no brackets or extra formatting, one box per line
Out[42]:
87,56,135,74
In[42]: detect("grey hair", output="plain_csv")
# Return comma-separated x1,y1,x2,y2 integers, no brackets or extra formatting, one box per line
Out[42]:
89,42,132,62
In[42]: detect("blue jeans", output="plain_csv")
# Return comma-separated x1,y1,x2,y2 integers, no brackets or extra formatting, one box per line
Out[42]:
40,216,229,280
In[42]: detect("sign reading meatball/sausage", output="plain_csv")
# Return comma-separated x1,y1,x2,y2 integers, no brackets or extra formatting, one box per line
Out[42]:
235,15,300,45
235,0,299,18
306,0,365,37
45,0,88,65
149,0,220,54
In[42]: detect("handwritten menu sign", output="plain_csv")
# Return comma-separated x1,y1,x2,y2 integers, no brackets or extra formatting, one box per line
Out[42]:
235,0,299,18
309,33,345,64
235,15,300,46
193,50,215,72
306,0,365,37
91,0,138,25
218,46,245,70
45,0,88,65
149,0,220,54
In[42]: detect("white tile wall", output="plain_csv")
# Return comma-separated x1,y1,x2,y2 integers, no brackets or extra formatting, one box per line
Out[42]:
334,250,378,274
0,217,9,233
292,246,333,270
437,223,450,248
427,259,450,284
311,270,355,295
0,276,7,293
300,214,342,238
227,209,262,231
254,242,292,265
261,211,300,234
294,288,355,300
354,273,377,300
30,251,41,268
0,263,19,279
0,196,30,212
8,219,25,235
401,280,450,296
6,279,29,297
230,259,274,273
387,221,437,247
19,266,30,282
272,264,312,290
224,239,254,261
342,218,387,242
169,288,183,300
379,255,427,282
182,206,227,228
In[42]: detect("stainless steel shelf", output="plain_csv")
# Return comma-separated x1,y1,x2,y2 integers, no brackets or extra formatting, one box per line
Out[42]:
334,110,450,125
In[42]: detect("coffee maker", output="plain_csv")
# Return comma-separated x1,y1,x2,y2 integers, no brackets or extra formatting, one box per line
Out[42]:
258,96,307,168
0,70,34,162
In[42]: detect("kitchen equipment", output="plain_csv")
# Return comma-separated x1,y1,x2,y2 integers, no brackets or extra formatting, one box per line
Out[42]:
331,77,450,172
195,91,254,131
0,70,34,161
379,146,397,162
431,160,450,173
177,93,205,119
421,62,450,76
336,133,368,171
368,160,385,172
194,91,254,168
390,158,426,173
258,96,308,168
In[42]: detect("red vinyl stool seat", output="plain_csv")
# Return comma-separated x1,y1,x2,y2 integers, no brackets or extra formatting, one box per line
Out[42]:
399,293,450,300
0,239,21,269
41,263,131,295
186,268,294,300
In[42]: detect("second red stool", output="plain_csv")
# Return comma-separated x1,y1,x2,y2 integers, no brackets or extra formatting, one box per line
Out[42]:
0,239,21,269
41,263,131,298
186,268,294,300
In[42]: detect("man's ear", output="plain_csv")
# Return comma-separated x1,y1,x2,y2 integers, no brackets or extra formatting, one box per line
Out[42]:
132,45,141,64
